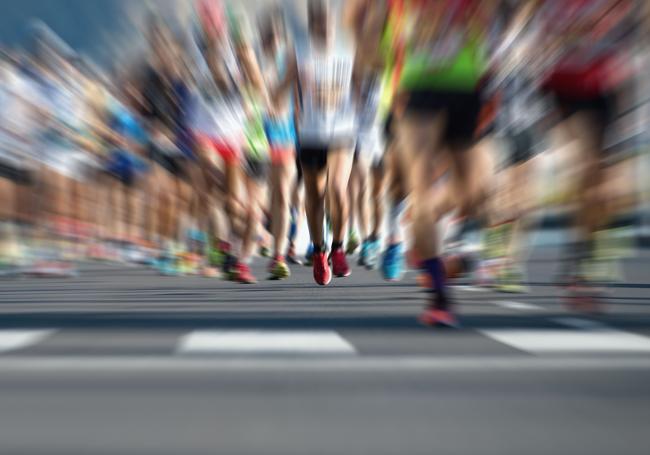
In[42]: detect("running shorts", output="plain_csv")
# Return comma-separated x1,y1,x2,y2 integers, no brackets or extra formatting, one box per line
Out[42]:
298,139,356,171
505,129,536,167
243,156,269,181
195,134,241,166
264,117,296,148
404,89,483,149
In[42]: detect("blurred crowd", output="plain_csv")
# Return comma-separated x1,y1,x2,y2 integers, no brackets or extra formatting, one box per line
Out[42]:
0,0,648,324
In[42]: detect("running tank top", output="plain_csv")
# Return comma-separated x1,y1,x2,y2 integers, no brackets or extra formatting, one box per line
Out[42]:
262,47,297,146
537,0,636,96
296,39,357,145
386,0,490,93
356,71,384,132
189,37,246,141
242,90,270,162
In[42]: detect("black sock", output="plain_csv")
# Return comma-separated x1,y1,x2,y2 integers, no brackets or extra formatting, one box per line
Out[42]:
312,243,323,254
331,241,343,251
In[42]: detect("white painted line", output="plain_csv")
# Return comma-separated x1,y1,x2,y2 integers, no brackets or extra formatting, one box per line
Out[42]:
454,285,483,292
481,328,650,353
0,356,649,372
177,330,357,354
0,330,55,353
495,301,543,311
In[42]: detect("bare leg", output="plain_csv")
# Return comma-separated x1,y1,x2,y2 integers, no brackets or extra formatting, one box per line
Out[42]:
327,149,355,246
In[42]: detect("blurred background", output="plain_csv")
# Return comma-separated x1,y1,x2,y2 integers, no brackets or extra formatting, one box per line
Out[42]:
1,1,650,454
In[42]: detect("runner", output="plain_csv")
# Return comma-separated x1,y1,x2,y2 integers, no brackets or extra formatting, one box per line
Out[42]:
190,1,263,283
273,0,357,285
464,0,545,292
345,0,390,270
532,0,638,311
138,17,181,274
260,8,298,280
379,0,501,326
0,50,38,275
232,11,272,284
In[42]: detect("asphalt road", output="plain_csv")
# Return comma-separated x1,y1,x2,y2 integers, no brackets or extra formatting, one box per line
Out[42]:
0,247,649,455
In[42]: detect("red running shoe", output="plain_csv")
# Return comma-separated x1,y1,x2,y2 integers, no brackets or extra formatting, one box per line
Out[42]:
312,251,332,285
418,307,460,328
330,247,351,278
234,262,257,284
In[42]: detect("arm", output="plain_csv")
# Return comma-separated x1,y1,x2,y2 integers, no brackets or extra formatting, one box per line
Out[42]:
236,41,269,103
271,51,298,107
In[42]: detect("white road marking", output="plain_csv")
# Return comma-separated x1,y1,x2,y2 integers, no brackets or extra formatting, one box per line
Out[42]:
454,285,483,292
177,330,357,354
494,301,543,311
482,317,650,353
0,356,649,372
0,330,55,353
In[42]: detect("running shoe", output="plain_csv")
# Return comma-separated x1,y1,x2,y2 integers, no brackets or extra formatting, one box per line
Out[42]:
269,256,291,280
233,262,257,284
208,247,225,268
312,251,331,285
28,260,78,278
155,248,179,276
418,306,460,328
222,252,237,278
381,243,404,281
564,277,604,315
286,244,303,265
180,252,202,275
346,231,360,255
365,239,381,270
565,292,604,315
259,245,271,258
357,240,369,267
330,247,351,278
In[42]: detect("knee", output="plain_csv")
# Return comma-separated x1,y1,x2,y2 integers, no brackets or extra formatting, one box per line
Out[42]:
329,184,347,208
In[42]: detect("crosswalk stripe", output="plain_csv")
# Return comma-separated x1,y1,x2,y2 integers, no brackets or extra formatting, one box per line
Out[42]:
0,330,56,353
455,285,483,292
494,301,543,311
176,330,357,355
481,320,650,354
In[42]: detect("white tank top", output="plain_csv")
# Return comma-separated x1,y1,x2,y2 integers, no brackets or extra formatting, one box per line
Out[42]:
296,39,356,145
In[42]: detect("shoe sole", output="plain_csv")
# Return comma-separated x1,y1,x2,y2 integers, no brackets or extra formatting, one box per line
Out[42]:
269,273,290,281
383,276,403,282
418,316,460,329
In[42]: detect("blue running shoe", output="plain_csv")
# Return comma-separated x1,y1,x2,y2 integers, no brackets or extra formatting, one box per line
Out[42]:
381,243,404,281
357,240,369,266
365,239,381,270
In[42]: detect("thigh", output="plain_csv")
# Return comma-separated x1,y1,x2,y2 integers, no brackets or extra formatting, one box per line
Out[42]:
395,113,446,194
302,165,327,199
326,148,355,191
